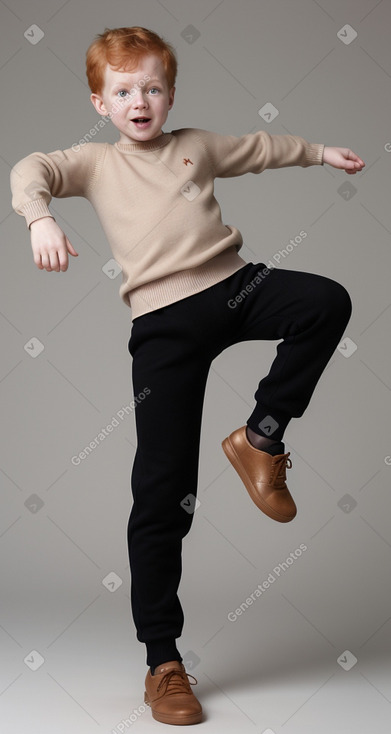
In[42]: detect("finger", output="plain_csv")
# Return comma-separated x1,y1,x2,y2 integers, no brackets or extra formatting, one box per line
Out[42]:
66,238,78,257
349,150,365,166
40,253,52,272
42,251,60,272
50,251,61,272
34,255,44,270
58,249,69,271
346,160,362,171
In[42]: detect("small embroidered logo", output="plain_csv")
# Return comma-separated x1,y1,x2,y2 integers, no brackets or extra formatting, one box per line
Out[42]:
183,158,193,166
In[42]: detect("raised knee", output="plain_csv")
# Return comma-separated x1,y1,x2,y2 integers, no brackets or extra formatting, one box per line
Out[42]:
317,278,352,323
332,280,352,318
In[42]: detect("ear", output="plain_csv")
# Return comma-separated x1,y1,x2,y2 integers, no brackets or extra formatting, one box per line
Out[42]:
90,93,109,116
168,86,176,111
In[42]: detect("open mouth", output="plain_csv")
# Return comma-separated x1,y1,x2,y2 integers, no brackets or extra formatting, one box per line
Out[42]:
131,118,151,127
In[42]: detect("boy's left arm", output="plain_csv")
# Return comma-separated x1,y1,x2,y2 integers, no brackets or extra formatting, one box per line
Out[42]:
191,127,365,177
323,146,365,174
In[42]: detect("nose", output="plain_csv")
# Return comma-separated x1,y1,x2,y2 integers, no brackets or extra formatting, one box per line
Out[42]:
131,88,148,109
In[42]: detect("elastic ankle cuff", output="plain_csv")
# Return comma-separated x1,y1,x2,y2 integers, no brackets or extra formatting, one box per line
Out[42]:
246,409,291,442
145,638,182,669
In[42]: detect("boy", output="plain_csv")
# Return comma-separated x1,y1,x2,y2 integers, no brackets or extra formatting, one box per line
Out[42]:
10,26,364,726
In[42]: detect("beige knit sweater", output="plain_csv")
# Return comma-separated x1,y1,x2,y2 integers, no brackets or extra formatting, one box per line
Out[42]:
10,127,324,320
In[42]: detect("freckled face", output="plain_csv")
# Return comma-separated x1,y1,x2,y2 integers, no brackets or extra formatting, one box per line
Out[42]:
90,53,175,144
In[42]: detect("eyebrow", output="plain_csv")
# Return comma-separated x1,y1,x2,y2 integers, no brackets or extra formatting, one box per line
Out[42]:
111,77,162,90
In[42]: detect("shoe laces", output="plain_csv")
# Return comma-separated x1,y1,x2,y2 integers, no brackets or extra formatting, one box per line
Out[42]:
156,668,198,697
270,452,292,486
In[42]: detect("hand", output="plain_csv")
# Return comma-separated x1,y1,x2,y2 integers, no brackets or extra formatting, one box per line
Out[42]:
323,146,365,174
30,217,78,271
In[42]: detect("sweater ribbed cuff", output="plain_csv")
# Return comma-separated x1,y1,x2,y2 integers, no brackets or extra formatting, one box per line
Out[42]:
305,143,324,166
21,198,54,229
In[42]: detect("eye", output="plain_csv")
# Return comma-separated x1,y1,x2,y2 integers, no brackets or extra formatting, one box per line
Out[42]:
149,87,160,94
117,90,129,98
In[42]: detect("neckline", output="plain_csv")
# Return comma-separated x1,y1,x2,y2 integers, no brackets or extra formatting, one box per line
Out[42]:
114,131,173,153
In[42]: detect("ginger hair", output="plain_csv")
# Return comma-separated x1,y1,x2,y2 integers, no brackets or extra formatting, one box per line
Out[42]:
86,26,178,96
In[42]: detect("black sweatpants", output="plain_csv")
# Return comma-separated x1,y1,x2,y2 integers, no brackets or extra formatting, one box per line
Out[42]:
126,261,352,668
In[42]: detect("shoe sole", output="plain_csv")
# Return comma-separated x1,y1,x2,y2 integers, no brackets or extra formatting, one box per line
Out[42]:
222,435,296,523
144,694,203,725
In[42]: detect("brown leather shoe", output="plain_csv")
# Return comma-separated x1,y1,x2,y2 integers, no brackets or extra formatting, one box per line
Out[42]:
144,660,203,725
222,426,296,522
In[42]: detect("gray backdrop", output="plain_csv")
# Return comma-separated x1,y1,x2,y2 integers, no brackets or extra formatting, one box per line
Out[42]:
2,1,391,732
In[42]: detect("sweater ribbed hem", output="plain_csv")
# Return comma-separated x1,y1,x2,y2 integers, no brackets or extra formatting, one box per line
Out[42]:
128,246,248,320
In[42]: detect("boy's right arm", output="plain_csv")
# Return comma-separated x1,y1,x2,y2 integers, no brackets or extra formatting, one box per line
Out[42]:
29,216,78,272
10,143,102,271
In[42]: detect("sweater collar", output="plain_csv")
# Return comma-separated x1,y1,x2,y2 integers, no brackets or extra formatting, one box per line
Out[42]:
114,131,173,153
